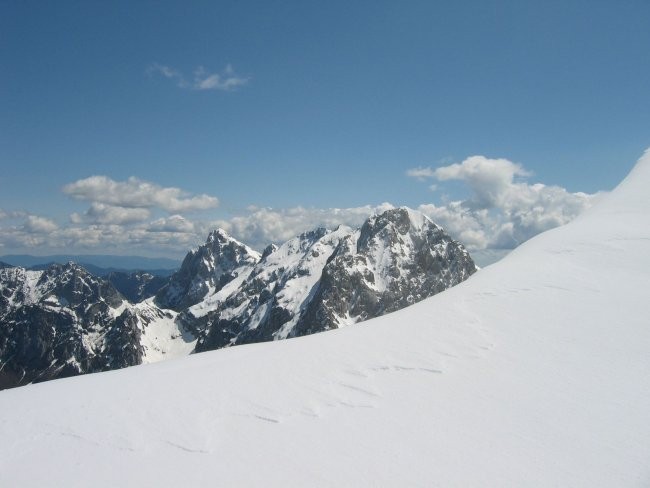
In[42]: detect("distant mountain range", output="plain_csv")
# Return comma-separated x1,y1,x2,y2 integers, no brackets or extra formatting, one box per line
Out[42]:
0,207,476,389
0,254,180,274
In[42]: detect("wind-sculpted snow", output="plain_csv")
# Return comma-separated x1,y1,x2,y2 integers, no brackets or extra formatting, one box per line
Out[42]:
1,151,648,486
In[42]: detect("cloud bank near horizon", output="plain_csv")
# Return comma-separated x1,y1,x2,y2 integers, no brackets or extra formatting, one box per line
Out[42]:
0,156,599,259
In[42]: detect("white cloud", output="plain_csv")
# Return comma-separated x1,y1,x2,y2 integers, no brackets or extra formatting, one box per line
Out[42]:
0,209,27,220
432,156,531,209
148,63,249,91
23,215,58,233
406,167,437,181
215,203,395,250
5,203,394,256
148,63,180,80
0,214,60,250
0,222,202,257
71,203,151,225
193,65,249,91
63,176,219,213
148,215,196,233
0,156,597,259
0,177,221,257
409,155,597,250
416,202,490,249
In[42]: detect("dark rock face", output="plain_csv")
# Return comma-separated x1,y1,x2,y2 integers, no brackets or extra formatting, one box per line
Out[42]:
106,271,168,303
0,263,142,389
295,208,476,335
195,227,348,352
155,230,260,311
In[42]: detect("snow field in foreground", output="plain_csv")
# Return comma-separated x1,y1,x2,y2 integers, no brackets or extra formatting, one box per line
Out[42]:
1,150,649,487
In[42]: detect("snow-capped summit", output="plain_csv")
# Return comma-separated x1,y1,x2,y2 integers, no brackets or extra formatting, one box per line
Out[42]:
0,262,123,317
0,208,476,389
155,228,261,311
357,207,436,251
0,262,135,389
193,207,476,350
1,151,648,486
195,224,354,351
296,207,475,334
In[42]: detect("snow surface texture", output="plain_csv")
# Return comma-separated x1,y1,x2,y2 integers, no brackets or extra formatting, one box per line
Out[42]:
1,151,649,487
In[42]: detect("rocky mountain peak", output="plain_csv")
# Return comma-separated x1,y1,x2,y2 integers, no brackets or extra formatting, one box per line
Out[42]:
39,262,124,310
193,208,475,350
357,207,438,252
0,262,136,389
207,228,235,244
261,243,278,260
295,207,476,335
202,229,260,264
1,207,477,390
298,227,329,244
155,228,260,311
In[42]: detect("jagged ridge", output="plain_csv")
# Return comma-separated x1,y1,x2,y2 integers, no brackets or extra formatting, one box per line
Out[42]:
0,207,476,389
193,208,476,350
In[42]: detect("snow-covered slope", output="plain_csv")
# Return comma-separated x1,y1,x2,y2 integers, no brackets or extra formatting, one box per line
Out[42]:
1,151,649,486
0,208,475,389
186,208,476,352
166,208,475,353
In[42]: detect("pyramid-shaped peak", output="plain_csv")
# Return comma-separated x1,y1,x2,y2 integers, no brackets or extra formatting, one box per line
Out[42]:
202,229,261,262
261,243,278,260
365,207,438,235
297,227,330,242
206,228,236,243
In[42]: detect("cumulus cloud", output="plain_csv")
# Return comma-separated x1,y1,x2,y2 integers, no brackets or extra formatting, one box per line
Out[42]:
214,203,395,250
23,215,58,233
70,203,151,225
148,215,196,233
409,155,597,250
148,63,249,91
0,203,403,257
0,221,203,257
432,156,531,209
0,213,59,250
0,156,598,260
63,176,219,213
0,176,222,257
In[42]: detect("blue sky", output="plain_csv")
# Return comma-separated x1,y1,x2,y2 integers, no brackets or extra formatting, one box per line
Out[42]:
1,0,649,259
